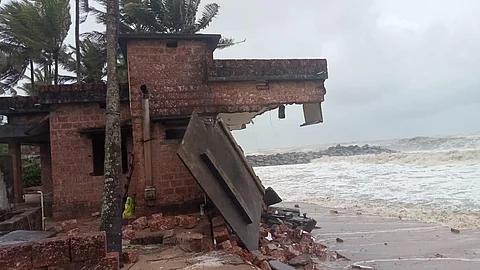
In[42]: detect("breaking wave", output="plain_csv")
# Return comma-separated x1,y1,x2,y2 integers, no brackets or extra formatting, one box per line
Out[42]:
247,132,480,155
252,133,480,230
311,149,480,166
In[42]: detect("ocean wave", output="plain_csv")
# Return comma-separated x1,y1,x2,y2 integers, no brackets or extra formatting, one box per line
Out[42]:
311,149,480,166
245,132,480,155
383,134,480,152
300,197,480,229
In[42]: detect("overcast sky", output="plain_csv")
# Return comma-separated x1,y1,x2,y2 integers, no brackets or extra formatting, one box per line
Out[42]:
71,0,480,151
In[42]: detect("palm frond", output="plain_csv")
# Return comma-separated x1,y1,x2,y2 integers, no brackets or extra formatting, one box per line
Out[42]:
195,3,218,32
80,0,90,23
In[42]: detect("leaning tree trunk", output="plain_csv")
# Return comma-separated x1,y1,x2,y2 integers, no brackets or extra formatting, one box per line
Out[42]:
75,0,81,83
100,0,122,263
29,60,35,95
54,51,59,85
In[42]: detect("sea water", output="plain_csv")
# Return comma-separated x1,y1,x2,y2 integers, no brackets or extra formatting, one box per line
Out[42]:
251,133,480,229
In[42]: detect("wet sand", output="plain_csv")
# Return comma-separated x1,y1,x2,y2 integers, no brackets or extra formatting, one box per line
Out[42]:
285,202,480,269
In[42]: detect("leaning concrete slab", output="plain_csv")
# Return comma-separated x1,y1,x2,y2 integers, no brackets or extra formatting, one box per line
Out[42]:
178,113,264,251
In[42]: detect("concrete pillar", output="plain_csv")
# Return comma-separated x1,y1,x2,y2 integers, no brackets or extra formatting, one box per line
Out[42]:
8,141,23,203
40,143,53,217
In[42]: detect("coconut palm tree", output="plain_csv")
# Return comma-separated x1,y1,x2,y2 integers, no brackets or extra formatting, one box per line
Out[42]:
61,35,129,83
0,0,71,91
18,67,74,95
85,0,237,49
61,37,108,83
100,0,123,258
0,0,40,93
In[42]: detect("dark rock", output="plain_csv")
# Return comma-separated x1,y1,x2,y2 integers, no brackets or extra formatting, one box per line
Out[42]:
269,260,296,270
246,144,397,167
288,254,312,266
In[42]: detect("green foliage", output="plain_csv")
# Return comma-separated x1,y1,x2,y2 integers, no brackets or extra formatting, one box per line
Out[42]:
0,0,72,91
22,157,41,188
85,0,236,49
0,144,7,154
61,37,107,83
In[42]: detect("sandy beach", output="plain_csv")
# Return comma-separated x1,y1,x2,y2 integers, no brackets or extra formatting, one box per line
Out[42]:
286,202,480,269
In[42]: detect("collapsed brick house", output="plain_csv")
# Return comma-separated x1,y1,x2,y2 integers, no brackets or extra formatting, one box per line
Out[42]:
0,33,328,220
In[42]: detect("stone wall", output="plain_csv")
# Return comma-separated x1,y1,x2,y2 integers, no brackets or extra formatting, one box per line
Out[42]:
0,231,119,269
246,145,397,167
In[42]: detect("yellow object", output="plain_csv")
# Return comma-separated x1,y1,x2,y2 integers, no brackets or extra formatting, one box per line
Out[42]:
123,196,134,218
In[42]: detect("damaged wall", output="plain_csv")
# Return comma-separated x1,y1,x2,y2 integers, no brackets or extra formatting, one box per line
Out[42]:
123,35,327,215
50,103,132,219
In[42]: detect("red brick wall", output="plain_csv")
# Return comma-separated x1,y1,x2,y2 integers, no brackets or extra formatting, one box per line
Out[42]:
127,39,212,214
126,39,213,117
0,231,119,269
208,81,326,113
150,123,203,206
49,103,131,219
126,39,326,116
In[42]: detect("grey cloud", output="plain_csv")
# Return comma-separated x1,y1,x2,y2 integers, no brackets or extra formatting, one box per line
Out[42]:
69,0,480,150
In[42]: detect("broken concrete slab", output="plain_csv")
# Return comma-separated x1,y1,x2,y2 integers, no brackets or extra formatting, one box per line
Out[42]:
264,187,282,206
0,230,55,245
178,113,264,251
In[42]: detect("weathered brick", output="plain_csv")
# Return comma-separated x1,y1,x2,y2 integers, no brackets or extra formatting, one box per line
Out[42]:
213,227,230,243
122,229,135,240
178,215,196,229
70,232,107,262
32,237,70,267
48,252,119,270
219,240,233,250
211,216,225,227
0,243,32,269
122,249,139,263
150,216,174,231
132,216,148,231
151,213,163,221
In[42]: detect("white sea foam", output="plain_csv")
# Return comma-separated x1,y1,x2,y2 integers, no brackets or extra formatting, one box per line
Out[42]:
252,134,480,229
312,149,480,166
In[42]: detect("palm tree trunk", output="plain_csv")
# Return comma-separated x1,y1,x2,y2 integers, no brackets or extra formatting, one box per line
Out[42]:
100,0,122,263
29,60,35,94
54,51,59,85
75,0,81,83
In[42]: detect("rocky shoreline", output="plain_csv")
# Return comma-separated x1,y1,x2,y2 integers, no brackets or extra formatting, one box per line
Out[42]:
246,144,397,167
